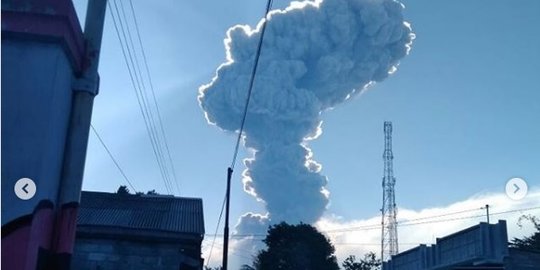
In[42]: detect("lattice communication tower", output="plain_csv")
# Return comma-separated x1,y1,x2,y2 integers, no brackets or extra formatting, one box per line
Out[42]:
381,121,398,263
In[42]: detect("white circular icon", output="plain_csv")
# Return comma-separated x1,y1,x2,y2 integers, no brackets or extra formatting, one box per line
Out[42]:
505,177,528,201
14,178,37,200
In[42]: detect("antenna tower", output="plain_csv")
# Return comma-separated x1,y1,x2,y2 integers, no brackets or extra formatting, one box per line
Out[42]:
381,121,398,263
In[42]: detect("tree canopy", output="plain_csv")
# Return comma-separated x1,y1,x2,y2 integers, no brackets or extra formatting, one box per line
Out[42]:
342,252,381,270
116,185,130,194
510,215,540,251
253,222,340,270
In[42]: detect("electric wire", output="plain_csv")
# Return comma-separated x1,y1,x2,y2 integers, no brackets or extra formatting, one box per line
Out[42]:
128,0,181,195
117,0,176,194
399,207,484,223
108,0,169,193
114,0,174,194
204,205,540,237
230,0,274,170
324,207,486,233
398,206,540,228
216,1,274,268
327,206,540,232
332,242,421,246
108,0,173,194
202,205,539,266
202,203,539,262
90,124,137,193
206,244,255,261
205,194,227,268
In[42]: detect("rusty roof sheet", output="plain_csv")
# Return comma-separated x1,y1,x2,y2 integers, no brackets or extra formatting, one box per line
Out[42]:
77,191,204,235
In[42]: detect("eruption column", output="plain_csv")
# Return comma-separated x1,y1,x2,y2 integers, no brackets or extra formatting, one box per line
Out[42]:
198,0,414,234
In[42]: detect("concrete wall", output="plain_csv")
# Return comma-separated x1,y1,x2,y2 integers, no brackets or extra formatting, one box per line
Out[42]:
1,38,75,270
1,39,74,224
382,221,509,270
2,1,96,269
72,238,202,270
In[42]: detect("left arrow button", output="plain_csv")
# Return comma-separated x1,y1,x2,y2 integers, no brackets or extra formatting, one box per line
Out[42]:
14,178,36,200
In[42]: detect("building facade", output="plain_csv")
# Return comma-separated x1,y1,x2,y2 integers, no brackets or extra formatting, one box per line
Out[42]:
382,220,540,270
2,1,105,269
71,191,205,270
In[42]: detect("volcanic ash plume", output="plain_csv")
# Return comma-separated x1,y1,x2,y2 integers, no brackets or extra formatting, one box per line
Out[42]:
198,0,414,233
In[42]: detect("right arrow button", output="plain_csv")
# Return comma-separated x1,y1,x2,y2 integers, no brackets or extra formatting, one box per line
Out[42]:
506,178,528,200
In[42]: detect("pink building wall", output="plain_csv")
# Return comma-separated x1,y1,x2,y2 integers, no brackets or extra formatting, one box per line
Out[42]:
2,1,101,269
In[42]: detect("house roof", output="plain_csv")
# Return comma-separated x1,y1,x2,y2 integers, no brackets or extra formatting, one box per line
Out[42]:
77,191,204,235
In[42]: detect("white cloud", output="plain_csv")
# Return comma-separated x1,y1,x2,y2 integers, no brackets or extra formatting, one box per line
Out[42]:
202,236,259,268
316,188,540,263
202,188,540,268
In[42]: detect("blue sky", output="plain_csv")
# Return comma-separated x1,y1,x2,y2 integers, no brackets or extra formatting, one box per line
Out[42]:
73,0,540,263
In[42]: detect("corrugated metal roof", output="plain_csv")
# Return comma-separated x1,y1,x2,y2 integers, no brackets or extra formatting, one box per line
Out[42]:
77,191,204,235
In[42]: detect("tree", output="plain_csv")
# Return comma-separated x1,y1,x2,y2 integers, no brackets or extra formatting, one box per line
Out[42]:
253,222,340,270
134,189,160,195
510,215,540,251
116,185,130,194
342,252,381,270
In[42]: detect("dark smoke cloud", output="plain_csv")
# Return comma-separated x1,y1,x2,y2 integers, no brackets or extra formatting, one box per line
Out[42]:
198,0,414,234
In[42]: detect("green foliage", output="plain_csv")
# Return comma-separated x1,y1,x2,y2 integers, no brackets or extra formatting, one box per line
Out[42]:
342,252,381,270
116,185,130,194
253,222,340,270
510,215,540,251
134,189,160,195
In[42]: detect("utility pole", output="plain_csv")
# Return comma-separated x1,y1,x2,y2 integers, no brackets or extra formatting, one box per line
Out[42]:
222,167,233,270
56,0,107,266
59,0,106,202
221,1,273,268
381,121,399,264
485,204,490,223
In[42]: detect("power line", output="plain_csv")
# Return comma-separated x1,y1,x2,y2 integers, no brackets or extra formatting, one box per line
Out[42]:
205,244,256,262
230,0,274,170
221,1,274,269
108,0,168,193
202,205,540,268
108,0,174,194
333,242,421,246
399,207,484,223
203,205,540,237
113,0,174,194
205,194,227,268
201,204,539,267
327,206,540,233
90,124,137,193
397,206,540,228
128,0,180,195
117,0,176,194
